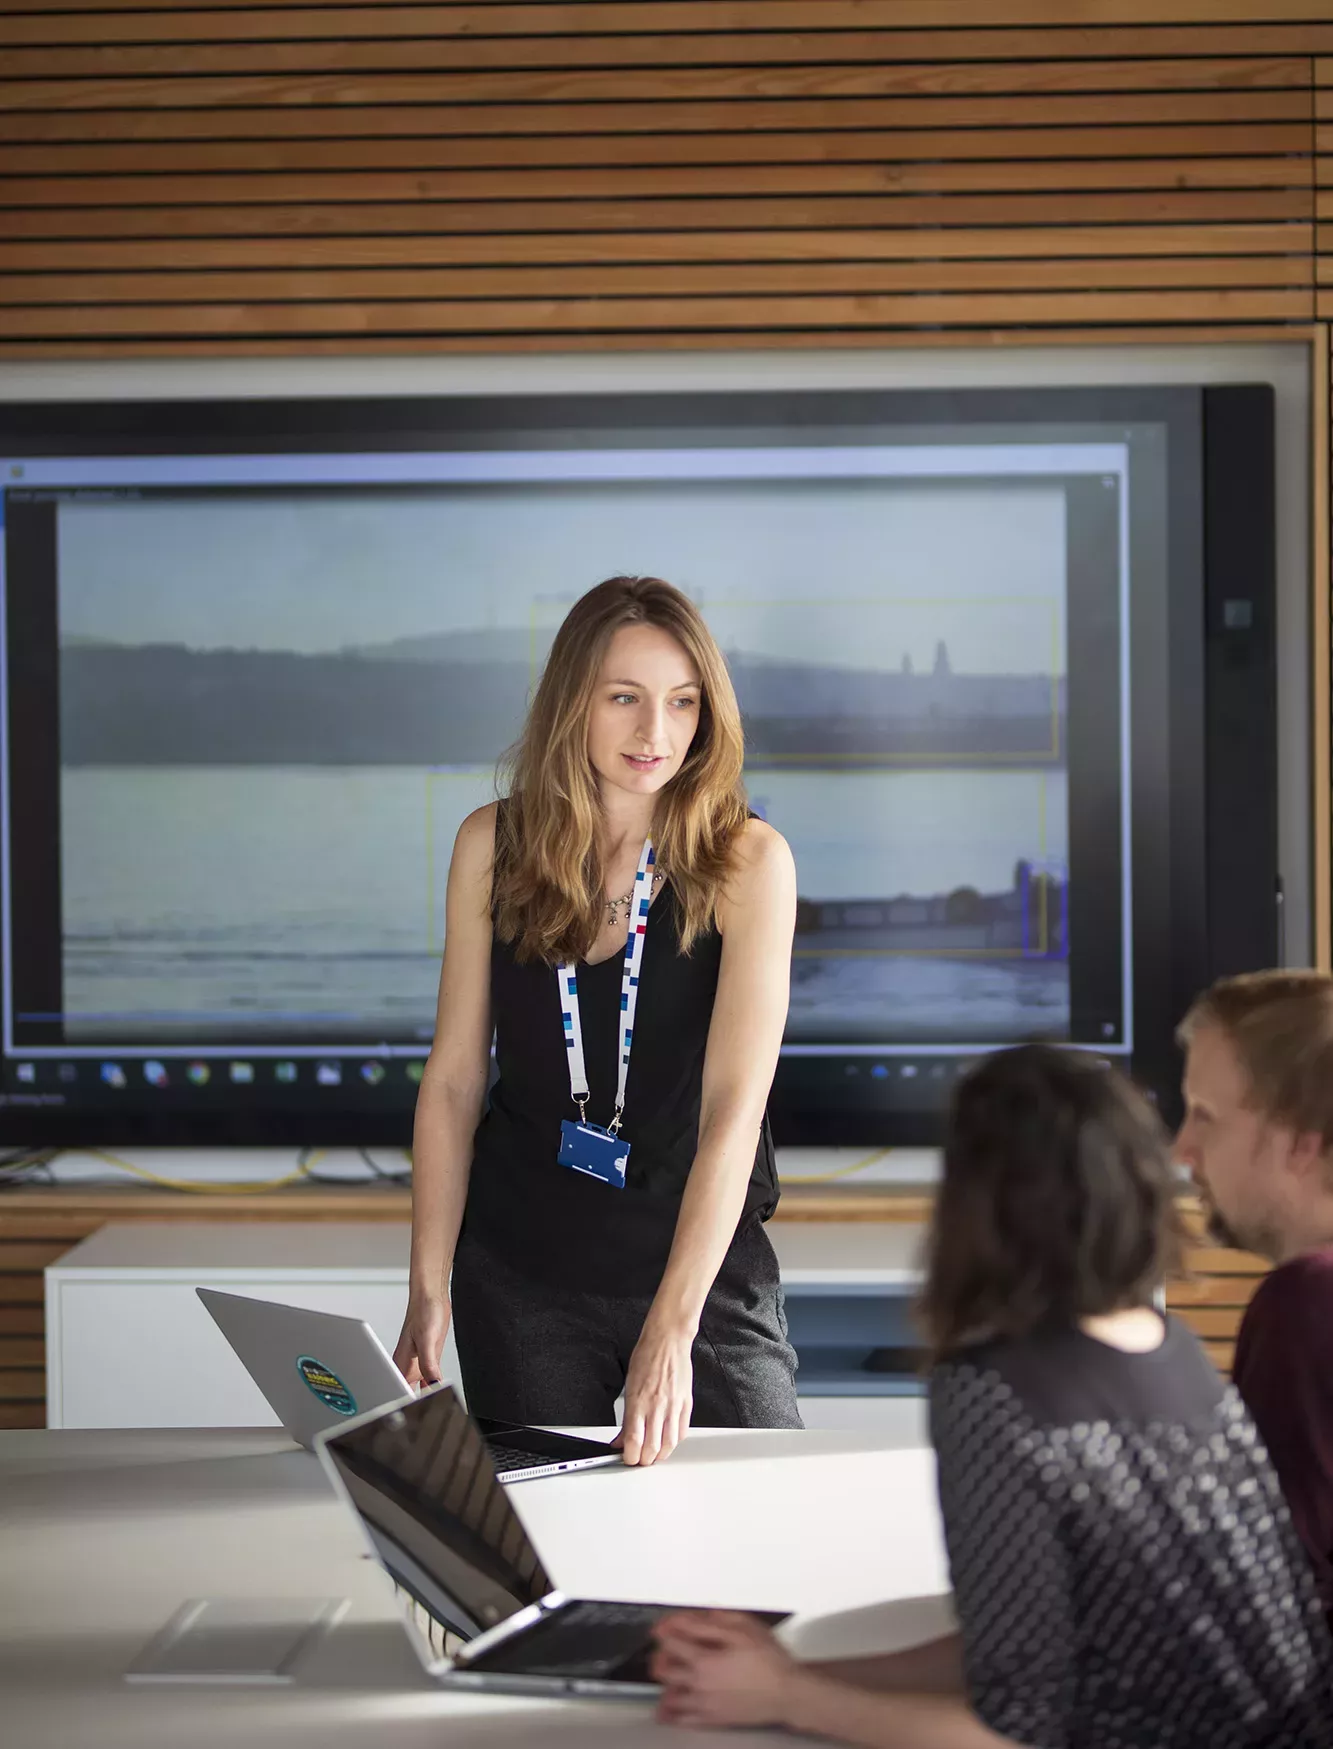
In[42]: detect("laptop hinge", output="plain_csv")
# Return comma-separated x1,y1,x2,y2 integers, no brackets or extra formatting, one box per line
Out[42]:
453,1592,568,1667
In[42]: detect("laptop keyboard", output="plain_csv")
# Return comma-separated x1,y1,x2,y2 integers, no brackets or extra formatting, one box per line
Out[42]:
486,1441,549,1474
470,1599,665,1679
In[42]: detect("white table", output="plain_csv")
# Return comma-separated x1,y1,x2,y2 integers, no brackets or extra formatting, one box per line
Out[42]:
46,1221,930,1437
0,1425,953,1749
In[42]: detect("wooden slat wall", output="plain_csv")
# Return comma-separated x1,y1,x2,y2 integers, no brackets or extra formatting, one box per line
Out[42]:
0,3,1327,350
0,1,1330,1422
1175,1226,1272,1378
1318,68,1333,977
1321,54,1333,312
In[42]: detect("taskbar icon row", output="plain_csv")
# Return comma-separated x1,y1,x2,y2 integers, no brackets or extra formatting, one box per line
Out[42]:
12,1057,428,1093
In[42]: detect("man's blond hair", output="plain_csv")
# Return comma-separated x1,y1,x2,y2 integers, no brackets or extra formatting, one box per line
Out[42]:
1177,970,1333,1146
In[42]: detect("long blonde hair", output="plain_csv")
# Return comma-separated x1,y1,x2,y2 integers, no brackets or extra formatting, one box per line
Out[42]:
492,576,749,964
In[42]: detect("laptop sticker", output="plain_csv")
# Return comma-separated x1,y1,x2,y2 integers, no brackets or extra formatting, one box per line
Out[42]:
295,1354,358,1416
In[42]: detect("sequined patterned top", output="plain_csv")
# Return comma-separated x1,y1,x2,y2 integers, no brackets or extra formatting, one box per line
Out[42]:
929,1317,1333,1749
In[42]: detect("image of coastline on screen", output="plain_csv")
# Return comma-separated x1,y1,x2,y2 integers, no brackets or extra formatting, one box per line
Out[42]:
36,444,1104,1056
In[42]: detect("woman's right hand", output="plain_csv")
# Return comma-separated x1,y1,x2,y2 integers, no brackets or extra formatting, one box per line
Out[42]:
393,1292,451,1390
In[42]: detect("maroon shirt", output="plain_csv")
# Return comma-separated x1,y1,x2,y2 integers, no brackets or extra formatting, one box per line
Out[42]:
1232,1248,1333,1622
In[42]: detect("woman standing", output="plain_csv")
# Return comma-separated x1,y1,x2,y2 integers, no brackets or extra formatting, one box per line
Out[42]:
652,1045,1333,1747
394,575,801,1464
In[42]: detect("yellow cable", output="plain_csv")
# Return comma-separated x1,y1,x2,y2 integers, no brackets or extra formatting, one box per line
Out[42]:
81,1147,327,1194
78,1138,870,1191
782,1147,894,1185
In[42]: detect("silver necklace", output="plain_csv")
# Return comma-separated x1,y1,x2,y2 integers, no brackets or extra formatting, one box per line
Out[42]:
606,869,663,927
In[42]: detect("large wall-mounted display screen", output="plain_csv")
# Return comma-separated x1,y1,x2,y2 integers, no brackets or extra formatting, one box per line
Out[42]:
0,386,1274,1144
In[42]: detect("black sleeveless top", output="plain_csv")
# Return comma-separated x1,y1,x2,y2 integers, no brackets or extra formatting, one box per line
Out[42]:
463,859,780,1296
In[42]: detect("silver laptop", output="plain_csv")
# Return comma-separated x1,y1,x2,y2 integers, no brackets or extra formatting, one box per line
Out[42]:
315,1382,787,1698
196,1288,621,1482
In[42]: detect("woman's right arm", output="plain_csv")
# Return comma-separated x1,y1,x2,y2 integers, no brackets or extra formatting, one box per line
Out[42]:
655,1363,1074,1745
810,1635,964,1696
393,803,497,1389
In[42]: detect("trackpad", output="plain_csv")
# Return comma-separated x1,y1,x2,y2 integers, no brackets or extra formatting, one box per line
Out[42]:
125,1597,349,1684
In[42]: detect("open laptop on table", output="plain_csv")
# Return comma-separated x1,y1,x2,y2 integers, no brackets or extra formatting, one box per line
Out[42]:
316,1382,787,1698
196,1288,621,1482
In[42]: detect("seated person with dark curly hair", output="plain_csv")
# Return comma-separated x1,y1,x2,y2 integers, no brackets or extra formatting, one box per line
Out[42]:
652,1045,1333,1749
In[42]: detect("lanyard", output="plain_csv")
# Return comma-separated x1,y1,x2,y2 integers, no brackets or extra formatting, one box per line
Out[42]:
557,837,655,1135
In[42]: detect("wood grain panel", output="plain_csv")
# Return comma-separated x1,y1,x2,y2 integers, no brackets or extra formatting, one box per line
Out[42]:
1172,1307,1247,1338
3,189,1310,241
0,223,1305,272
3,159,1311,210
0,1339,45,1368
1181,1246,1272,1276
0,1405,47,1430
1172,1217,1267,1381
0,59,1325,114
0,87,1313,145
1168,1274,1262,1307
0,34,1324,79
9,37,1324,82
1,290,1314,339
0,1276,48,1305
0,1370,47,1401
0,1184,924,1222
1314,320,1331,972
0,124,1311,179
2,3,1332,50
8,7,1333,46
0,326,1314,361
1202,1341,1238,1374
2,258,1310,307
0,1241,83,1272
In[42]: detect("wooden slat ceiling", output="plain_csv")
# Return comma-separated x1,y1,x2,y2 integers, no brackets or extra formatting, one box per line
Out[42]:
0,2,1325,353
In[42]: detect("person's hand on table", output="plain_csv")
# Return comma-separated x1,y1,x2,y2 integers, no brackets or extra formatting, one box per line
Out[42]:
392,1292,450,1390
652,1610,798,1730
616,1317,693,1465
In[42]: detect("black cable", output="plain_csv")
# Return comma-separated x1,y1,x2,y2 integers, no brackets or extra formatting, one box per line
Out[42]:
0,1146,409,1193
357,1147,412,1184
0,1148,59,1188
0,1146,52,1168
285,1145,409,1188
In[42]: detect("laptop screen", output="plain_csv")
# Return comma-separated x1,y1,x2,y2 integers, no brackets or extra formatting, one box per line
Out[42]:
321,1385,554,1640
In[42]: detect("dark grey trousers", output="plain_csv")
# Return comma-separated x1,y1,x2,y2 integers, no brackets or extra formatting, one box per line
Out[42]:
451,1217,803,1429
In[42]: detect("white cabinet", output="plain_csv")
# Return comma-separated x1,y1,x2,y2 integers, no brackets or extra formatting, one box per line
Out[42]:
47,1219,927,1440
776,1223,928,1443
44,1223,460,1430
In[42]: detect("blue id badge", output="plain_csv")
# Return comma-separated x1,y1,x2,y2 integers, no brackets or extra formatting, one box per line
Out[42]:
558,1120,629,1190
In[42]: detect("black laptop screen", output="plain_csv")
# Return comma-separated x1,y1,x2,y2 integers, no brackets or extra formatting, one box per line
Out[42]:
323,1386,553,1637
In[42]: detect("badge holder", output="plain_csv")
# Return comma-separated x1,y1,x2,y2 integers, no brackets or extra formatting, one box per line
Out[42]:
558,1111,630,1190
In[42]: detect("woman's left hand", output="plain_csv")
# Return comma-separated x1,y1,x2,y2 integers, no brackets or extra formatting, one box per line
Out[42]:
617,1319,694,1465
652,1611,798,1730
